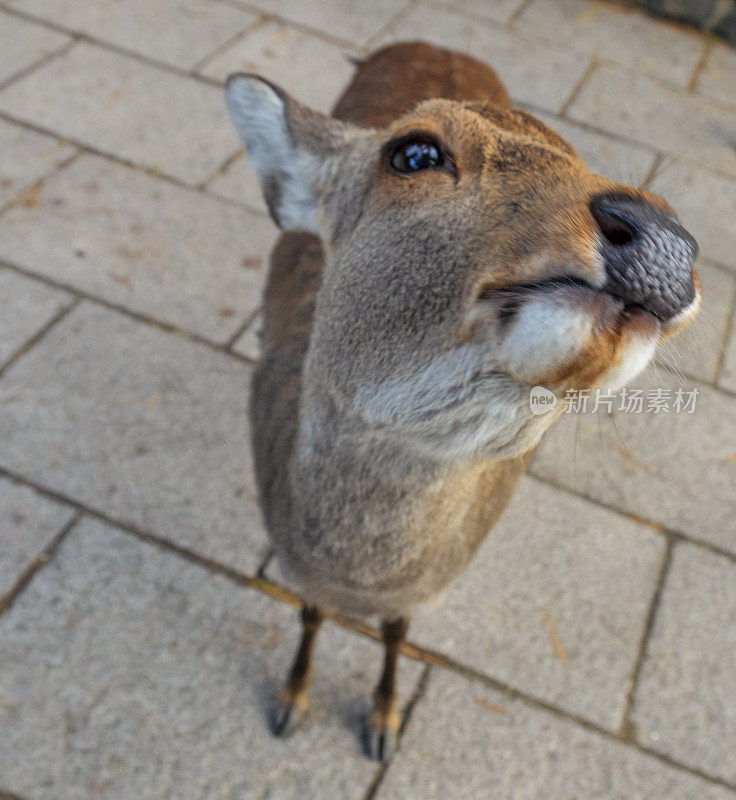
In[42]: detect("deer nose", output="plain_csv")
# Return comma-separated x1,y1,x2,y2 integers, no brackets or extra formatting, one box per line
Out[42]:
590,192,698,320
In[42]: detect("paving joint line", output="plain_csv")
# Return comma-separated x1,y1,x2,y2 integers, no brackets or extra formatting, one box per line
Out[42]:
225,306,261,351
0,2,225,90
0,258,256,367
362,0,416,53
216,0,370,52
558,57,599,117
0,147,82,219
506,0,535,27
0,464,734,793
618,535,675,739
687,35,714,93
0,109,265,216
527,471,736,567
0,789,33,800
362,664,433,800
190,13,266,75
714,275,736,385
0,32,79,94
637,153,664,190
0,509,82,618
0,295,80,380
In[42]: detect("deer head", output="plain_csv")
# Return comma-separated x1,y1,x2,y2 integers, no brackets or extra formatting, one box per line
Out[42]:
225,74,700,462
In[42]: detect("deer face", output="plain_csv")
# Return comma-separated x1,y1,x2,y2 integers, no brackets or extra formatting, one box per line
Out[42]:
226,76,700,460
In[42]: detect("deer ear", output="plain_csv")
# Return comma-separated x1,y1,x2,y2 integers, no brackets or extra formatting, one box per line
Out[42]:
225,74,347,232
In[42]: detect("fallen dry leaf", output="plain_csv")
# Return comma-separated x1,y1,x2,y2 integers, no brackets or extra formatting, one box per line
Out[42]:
539,612,569,667
13,180,44,209
473,696,508,715
109,272,134,291
242,255,261,270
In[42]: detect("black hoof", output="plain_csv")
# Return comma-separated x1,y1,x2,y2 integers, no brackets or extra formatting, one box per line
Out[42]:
363,718,398,762
271,699,306,738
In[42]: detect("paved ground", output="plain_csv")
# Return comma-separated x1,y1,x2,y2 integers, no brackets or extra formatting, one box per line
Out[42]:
0,1,735,798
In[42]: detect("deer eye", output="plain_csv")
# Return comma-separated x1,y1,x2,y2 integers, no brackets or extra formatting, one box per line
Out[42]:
390,138,444,173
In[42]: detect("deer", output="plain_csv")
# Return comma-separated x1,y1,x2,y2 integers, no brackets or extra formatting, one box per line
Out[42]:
224,41,700,761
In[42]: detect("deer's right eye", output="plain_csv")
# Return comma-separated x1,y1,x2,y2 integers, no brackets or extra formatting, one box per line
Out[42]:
390,139,444,172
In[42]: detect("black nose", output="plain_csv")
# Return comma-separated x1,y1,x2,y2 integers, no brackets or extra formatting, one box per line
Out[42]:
590,192,698,320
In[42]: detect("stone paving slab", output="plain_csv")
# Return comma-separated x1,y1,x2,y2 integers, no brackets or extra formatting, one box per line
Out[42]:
409,476,664,731
375,668,735,800
200,18,359,114
0,41,240,185
654,259,736,384
567,64,736,179
206,150,266,214
0,477,75,607
0,117,76,208
696,41,736,109
532,111,658,186
722,319,736,393
0,516,423,800
513,0,703,86
647,159,736,273
632,543,736,786
0,301,269,573
231,312,262,361
0,11,71,86
531,367,736,555
247,0,409,46
0,269,73,366
0,154,276,343
372,4,590,112
426,0,527,25
3,0,258,70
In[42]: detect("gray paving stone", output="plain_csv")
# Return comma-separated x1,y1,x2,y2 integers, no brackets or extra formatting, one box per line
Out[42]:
0,477,75,606
373,4,591,112
647,159,736,272
722,316,736,393
206,150,266,213
200,19,359,114
425,0,527,24
231,311,262,360
633,543,736,785
654,259,736,383
531,367,736,555
532,111,658,185
3,0,258,70
249,0,409,46
0,269,73,365
514,0,703,86
696,41,736,109
0,42,241,184
0,155,276,343
568,64,736,178
0,517,422,800
0,11,70,85
410,477,664,730
376,668,736,800
0,301,269,572
0,118,76,207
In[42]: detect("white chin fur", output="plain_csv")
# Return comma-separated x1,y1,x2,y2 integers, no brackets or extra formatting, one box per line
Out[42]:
497,294,602,383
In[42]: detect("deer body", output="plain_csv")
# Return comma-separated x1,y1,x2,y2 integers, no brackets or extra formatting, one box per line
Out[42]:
226,42,700,757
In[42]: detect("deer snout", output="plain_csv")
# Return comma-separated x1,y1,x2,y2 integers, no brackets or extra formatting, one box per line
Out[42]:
590,192,698,321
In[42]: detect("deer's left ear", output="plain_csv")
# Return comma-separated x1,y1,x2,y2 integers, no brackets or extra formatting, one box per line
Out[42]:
225,74,352,232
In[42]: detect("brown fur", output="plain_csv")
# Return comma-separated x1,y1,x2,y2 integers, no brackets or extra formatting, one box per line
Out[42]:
240,42,698,619
226,40,700,758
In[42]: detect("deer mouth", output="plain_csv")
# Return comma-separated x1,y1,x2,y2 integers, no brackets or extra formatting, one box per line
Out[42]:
486,274,700,340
